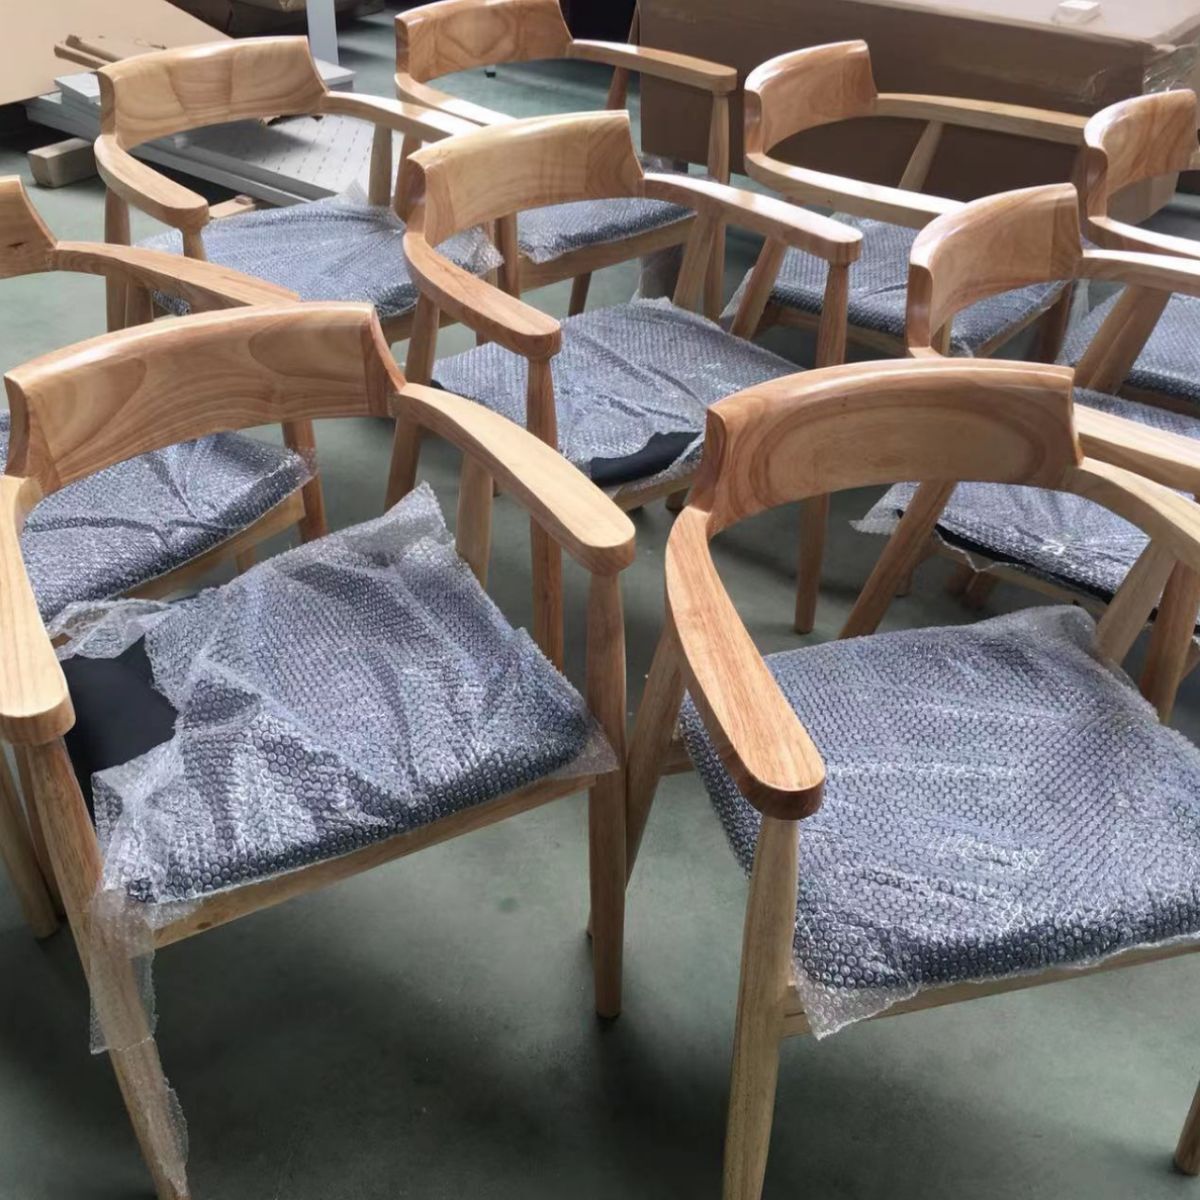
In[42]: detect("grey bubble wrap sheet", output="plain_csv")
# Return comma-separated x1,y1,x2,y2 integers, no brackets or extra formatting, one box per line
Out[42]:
681,605,1200,1037
724,214,1064,354
1061,289,1200,408
856,388,1200,602
433,299,797,491
55,483,613,912
140,186,501,319
1,412,311,622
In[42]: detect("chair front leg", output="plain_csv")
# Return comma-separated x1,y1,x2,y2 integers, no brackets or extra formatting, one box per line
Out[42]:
0,750,57,937
25,739,190,1200
793,494,829,635
1176,1078,1200,1174
527,359,565,667
104,191,131,333
724,814,798,1200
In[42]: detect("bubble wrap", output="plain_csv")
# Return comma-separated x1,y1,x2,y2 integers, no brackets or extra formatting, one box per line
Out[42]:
433,299,796,488
139,186,502,319
1,412,311,622
1061,290,1200,408
57,482,612,910
856,387,1200,602
724,214,1064,354
681,605,1200,1037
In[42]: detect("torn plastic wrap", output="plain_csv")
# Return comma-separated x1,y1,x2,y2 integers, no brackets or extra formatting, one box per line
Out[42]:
856,387,1200,603
139,185,502,318
433,299,795,496
1,412,312,622
722,214,1065,354
1061,290,1200,409
682,606,1200,1037
52,483,613,1056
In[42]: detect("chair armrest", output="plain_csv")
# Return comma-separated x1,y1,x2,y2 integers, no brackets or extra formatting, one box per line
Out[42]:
1074,406,1200,495
403,231,561,359
665,507,825,818
874,94,1087,145
398,383,635,575
94,134,209,233
0,476,72,745
393,71,513,127
643,172,861,265
1081,247,1200,298
51,242,297,311
1085,217,1200,261
743,151,956,229
567,41,737,95
318,91,478,142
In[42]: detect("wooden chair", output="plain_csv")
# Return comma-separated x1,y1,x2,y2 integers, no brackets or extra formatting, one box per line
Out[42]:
624,356,1200,1200
1062,89,1200,413
394,0,736,318
393,110,860,660
857,181,1200,631
741,41,1086,360
94,36,477,342
1,302,633,1199
0,176,323,945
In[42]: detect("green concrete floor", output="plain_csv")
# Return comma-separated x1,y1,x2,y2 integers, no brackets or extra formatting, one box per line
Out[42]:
4,6,1200,1198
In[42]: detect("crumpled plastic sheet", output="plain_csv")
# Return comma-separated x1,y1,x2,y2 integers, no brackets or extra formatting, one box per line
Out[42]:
723,213,1065,354
856,387,1200,602
433,298,796,492
681,605,1200,1037
140,185,502,319
1060,289,1200,408
53,482,613,1052
516,156,692,265
1,412,312,622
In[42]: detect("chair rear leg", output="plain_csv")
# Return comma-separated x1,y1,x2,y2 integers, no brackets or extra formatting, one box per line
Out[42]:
794,494,829,634
569,273,592,316
724,816,798,1200
1176,1079,1200,1174
0,751,57,937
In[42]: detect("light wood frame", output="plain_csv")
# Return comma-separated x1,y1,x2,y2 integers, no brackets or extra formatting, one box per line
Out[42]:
93,36,476,342
743,41,1087,361
393,109,859,663
0,176,328,943
394,0,736,319
0,302,634,1199
623,357,1200,1200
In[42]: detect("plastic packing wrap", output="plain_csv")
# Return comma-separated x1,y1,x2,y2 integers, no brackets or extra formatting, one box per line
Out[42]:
515,156,692,265
52,483,614,1054
856,387,1200,603
1061,289,1200,408
433,298,796,491
140,185,502,319
0,412,311,623
681,605,1200,1037
722,214,1065,354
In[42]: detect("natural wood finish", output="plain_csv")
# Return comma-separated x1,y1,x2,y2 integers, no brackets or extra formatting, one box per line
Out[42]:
1072,285,1171,395
1140,562,1200,721
13,747,61,914
456,453,493,586
27,137,96,189
0,752,58,937
1177,1081,1200,1175
1094,541,1177,663
527,358,564,667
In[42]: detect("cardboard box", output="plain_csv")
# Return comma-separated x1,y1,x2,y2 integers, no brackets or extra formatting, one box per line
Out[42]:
168,0,363,36
638,0,1200,210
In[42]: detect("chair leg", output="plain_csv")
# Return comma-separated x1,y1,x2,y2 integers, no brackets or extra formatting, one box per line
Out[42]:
962,571,999,611
1176,1078,1200,1174
234,547,256,574
26,740,190,1200
15,746,63,914
724,816,797,1200
569,273,592,317
794,494,829,635
0,751,58,937
665,488,689,513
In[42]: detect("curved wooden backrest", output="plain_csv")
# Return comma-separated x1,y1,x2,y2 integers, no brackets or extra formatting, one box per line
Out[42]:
407,110,644,244
0,178,55,280
99,37,328,147
907,183,1082,349
689,358,1079,532
1080,90,1199,218
397,0,573,82
744,41,876,156
5,304,394,494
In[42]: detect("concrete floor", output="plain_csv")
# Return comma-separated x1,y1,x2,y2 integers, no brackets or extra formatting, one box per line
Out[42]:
4,6,1200,1199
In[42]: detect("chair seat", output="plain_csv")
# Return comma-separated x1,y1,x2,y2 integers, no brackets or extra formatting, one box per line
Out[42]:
139,190,501,320
1061,290,1200,408
681,606,1200,1037
59,484,606,908
733,214,1064,354
516,194,690,267
857,387,1200,603
1,412,310,622
433,299,796,487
